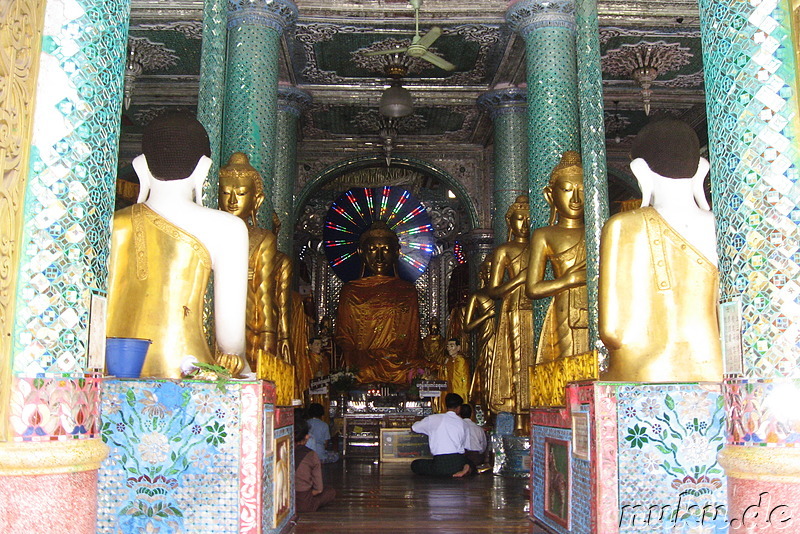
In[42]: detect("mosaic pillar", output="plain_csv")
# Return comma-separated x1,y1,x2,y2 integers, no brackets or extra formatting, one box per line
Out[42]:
224,0,298,227
197,0,229,205
699,0,800,529
463,228,495,290
506,0,580,231
575,0,609,353
476,87,529,248
275,85,312,253
0,0,128,529
507,0,580,350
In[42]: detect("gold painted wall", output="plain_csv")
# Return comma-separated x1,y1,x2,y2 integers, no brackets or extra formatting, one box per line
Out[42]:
0,0,45,441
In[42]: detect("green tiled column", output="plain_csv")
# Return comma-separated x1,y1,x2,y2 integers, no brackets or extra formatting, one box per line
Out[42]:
197,0,228,205
575,0,609,352
699,0,800,521
224,0,298,226
477,87,529,247
506,0,580,231
1,0,125,526
275,86,312,253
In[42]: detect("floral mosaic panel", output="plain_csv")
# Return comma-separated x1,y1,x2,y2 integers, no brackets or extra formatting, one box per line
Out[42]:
97,379,268,534
724,378,800,446
9,375,101,441
616,384,728,533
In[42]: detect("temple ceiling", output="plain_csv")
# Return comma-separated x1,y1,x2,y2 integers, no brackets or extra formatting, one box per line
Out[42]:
123,0,707,210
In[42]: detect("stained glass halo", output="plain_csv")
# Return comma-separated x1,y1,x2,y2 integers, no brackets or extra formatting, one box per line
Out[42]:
323,186,435,283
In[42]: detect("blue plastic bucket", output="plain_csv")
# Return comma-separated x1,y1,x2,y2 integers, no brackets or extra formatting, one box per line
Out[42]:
105,337,152,378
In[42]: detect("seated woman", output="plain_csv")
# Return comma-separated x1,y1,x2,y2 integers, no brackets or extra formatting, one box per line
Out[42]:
295,419,337,513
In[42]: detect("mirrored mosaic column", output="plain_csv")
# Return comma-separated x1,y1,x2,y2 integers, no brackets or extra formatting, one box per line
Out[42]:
699,0,800,526
575,0,609,352
275,85,312,253
224,0,298,227
197,0,229,205
1,0,128,530
506,0,580,231
476,86,529,248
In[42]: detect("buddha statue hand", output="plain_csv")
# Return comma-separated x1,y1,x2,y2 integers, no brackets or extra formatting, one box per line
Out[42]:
278,338,292,364
215,348,245,377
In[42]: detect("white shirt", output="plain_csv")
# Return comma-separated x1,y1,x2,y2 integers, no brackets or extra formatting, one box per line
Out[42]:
411,411,467,456
462,418,487,453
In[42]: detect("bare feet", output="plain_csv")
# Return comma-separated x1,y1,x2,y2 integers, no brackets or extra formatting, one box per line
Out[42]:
452,463,472,478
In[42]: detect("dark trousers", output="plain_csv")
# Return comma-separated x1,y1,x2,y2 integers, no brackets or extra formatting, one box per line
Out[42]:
410,453,468,477
465,449,485,467
296,487,336,512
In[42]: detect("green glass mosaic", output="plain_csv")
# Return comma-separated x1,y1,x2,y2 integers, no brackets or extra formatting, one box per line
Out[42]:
576,0,609,353
13,0,130,375
699,0,800,378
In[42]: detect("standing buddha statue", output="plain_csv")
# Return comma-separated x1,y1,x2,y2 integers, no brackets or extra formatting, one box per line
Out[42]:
421,316,445,369
525,151,589,362
486,196,533,431
464,256,496,408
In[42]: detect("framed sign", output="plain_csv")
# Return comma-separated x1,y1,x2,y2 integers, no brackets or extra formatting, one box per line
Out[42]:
571,407,590,461
379,428,432,462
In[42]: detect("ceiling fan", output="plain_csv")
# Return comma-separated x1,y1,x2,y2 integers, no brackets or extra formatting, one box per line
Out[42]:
363,0,456,72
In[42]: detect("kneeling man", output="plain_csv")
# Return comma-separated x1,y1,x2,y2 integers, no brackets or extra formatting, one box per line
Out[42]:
410,393,471,478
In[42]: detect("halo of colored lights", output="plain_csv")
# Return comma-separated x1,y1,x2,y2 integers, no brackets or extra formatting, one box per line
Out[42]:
323,187,435,283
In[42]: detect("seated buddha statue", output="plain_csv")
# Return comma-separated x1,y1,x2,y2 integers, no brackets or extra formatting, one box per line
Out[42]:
525,151,589,362
335,221,429,385
219,153,285,377
107,112,248,378
599,118,723,381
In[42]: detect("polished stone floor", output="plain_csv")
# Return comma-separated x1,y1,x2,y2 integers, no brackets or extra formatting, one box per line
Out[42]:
290,458,547,533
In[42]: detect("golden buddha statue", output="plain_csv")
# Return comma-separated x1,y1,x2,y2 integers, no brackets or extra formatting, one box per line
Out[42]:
308,337,330,378
421,316,445,368
443,338,470,402
446,296,470,363
219,153,282,377
271,213,293,365
486,196,533,429
464,257,496,408
107,112,248,378
290,289,312,398
599,118,723,382
525,151,589,362
335,221,429,385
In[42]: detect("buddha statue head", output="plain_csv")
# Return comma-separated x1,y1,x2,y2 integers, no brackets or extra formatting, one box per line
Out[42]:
505,195,531,241
357,221,401,277
629,118,710,210
136,111,212,204
546,151,585,225
219,152,264,225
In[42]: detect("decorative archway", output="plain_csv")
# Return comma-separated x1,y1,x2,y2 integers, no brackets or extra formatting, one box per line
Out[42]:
293,155,479,231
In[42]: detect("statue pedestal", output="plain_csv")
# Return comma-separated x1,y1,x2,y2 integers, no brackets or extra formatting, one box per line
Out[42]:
97,378,295,534
530,381,727,534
